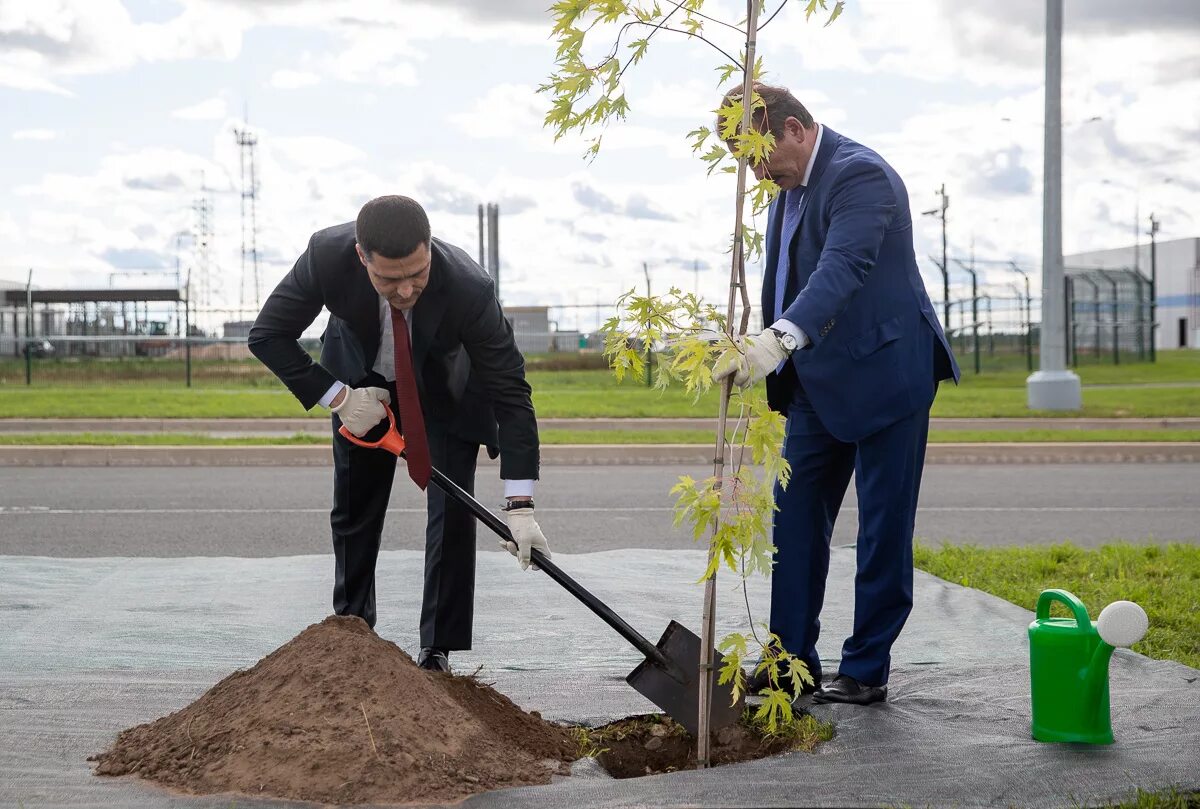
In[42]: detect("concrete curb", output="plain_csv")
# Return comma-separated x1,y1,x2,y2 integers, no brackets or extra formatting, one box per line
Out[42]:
1,442,1197,467
1,416,1199,433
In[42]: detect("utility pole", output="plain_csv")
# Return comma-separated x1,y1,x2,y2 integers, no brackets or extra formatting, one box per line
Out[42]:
1027,0,1081,410
921,185,950,330
1149,212,1159,362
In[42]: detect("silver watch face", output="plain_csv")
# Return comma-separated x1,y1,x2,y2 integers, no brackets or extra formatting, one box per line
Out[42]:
775,329,796,350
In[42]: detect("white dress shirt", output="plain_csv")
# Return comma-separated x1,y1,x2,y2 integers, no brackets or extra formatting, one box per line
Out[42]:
768,123,823,350
320,295,534,498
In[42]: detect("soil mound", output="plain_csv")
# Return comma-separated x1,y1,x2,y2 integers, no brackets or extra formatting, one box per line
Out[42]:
91,615,578,805
588,713,828,778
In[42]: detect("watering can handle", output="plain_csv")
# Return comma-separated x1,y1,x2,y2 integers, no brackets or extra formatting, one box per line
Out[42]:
1036,589,1091,628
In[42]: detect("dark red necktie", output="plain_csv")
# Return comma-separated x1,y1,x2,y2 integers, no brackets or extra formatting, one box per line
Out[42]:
391,306,432,489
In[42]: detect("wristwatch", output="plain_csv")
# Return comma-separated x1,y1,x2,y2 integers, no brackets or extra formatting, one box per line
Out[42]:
502,499,535,511
769,327,798,354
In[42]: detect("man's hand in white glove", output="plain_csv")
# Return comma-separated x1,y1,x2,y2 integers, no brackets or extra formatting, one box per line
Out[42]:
330,385,391,437
712,329,792,389
502,505,551,571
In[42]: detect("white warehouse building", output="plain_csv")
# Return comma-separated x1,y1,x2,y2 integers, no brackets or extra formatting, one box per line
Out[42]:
1066,236,1199,351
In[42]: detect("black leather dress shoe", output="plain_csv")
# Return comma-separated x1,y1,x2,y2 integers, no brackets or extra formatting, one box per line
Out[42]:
744,661,820,700
417,647,450,673
812,674,887,705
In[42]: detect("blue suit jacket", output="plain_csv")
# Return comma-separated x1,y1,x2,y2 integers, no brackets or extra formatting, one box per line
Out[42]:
764,127,960,442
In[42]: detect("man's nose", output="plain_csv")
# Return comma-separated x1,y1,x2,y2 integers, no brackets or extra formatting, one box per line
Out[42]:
397,282,415,299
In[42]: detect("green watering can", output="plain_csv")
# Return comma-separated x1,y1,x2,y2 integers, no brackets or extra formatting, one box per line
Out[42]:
1028,589,1149,744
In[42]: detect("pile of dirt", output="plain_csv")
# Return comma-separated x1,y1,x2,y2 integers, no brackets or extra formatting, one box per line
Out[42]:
588,713,823,778
90,616,578,805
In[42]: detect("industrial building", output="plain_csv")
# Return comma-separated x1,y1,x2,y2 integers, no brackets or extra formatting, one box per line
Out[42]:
1066,236,1199,351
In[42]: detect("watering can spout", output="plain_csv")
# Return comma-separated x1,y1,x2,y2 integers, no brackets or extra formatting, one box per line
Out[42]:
1082,641,1116,727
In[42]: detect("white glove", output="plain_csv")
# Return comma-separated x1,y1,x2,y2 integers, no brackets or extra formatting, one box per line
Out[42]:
331,385,391,437
502,508,551,571
712,330,791,388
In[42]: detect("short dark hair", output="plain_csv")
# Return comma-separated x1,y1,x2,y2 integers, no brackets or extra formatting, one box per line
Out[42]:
355,195,431,259
718,82,814,142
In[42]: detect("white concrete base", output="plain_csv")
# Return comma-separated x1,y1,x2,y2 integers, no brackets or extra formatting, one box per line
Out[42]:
1027,369,1082,411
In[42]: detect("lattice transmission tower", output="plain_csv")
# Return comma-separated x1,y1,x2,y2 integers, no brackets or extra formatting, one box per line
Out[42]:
234,127,261,310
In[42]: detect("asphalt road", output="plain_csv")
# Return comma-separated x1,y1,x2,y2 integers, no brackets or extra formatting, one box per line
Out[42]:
1,463,1196,557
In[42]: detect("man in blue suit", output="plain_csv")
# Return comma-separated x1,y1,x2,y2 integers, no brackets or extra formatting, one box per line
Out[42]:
714,83,959,705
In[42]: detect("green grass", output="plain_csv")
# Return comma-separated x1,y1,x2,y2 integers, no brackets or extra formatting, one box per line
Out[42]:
932,384,1200,418
0,432,329,446
0,378,1196,420
949,349,1200,388
1106,788,1200,808
914,542,1200,669
3,429,1198,447
927,429,1200,443
0,351,1196,419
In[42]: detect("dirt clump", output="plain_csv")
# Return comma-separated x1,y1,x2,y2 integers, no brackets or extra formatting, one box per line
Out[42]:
588,712,829,778
90,615,578,805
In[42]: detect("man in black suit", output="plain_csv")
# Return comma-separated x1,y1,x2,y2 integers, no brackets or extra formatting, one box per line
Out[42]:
249,195,549,673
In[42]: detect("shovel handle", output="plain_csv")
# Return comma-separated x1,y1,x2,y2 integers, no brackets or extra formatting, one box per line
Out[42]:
426,466,679,674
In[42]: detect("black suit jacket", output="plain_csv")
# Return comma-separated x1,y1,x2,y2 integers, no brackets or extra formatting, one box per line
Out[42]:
248,222,539,481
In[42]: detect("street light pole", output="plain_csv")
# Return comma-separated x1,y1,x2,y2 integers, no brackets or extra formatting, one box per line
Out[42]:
922,185,950,331
1027,0,1081,410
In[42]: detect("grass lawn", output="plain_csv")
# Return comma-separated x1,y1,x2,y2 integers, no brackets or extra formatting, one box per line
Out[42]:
1112,790,1200,808
914,542,1200,669
3,429,1199,446
0,351,1196,419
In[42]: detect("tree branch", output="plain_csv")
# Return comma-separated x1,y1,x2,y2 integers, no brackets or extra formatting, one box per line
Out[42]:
757,0,789,30
596,19,744,82
663,0,746,36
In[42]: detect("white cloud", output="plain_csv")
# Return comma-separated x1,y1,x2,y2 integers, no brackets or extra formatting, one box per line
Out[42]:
271,136,366,170
12,128,57,140
2,0,1196,313
450,83,545,139
171,95,228,121
269,69,319,89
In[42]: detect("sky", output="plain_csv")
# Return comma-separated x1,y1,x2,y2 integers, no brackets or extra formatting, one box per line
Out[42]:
1,0,1197,332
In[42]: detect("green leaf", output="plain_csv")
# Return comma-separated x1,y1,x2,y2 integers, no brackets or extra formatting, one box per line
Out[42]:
715,62,740,86
753,687,794,733
628,37,650,64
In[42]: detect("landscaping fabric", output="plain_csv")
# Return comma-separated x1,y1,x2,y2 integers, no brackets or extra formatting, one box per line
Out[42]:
2,548,1197,808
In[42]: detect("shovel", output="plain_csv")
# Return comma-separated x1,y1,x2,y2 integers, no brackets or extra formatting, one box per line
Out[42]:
338,409,744,737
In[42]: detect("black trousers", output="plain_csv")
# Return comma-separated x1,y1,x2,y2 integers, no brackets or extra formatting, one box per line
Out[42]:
330,375,480,650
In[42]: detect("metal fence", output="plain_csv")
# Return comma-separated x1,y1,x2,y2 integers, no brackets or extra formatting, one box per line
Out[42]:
0,265,1158,386
1065,268,1154,365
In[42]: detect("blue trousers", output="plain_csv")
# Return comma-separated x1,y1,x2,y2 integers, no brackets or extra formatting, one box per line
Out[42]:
770,393,930,686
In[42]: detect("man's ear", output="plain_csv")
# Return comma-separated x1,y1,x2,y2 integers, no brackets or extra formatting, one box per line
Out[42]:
784,116,806,139
354,243,369,268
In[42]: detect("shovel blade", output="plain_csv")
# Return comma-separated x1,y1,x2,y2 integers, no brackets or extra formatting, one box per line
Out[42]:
626,620,744,738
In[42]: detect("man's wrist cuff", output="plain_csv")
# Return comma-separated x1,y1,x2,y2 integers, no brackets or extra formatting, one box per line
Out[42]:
320,381,347,409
